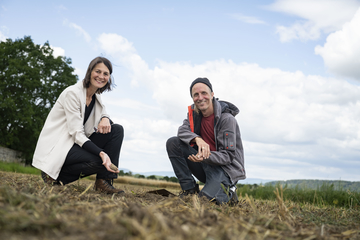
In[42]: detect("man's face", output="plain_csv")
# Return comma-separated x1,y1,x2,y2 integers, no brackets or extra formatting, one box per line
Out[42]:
191,83,214,113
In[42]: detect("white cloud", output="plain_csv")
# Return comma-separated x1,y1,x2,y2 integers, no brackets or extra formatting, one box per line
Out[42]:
229,13,266,24
0,30,6,42
266,0,360,42
98,33,360,181
106,98,160,111
148,60,360,148
315,7,360,80
97,33,151,87
0,26,8,42
50,45,65,58
64,20,91,43
74,67,84,79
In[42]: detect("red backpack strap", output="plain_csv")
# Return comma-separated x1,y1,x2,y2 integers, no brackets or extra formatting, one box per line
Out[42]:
188,105,194,132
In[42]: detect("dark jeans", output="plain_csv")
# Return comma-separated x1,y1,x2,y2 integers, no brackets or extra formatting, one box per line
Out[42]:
166,136,235,204
57,124,124,185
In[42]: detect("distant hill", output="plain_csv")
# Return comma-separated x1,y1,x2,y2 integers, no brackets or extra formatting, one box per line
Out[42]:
138,171,176,178
240,178,273,185
265,179,360,192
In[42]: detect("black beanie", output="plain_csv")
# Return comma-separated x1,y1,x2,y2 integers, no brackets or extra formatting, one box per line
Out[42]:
190,77,213,96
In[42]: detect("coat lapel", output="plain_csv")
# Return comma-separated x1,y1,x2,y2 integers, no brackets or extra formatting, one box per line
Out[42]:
80,82,94,137
93,93,103,126
79,82,105,137
80,82,86,120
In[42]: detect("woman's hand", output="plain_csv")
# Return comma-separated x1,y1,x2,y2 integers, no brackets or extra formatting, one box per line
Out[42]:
97,117,111,134
99,151,119,173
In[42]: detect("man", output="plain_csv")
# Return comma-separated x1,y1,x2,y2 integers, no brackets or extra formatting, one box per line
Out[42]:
166,77,245,204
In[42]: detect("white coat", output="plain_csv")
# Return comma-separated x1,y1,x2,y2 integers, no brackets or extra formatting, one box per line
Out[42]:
32,81,110,179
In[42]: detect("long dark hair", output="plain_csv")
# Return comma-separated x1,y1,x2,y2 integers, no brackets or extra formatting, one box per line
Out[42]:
83,57,114,94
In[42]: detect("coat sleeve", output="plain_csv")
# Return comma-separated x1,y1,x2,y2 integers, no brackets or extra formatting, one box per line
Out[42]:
63,90,89,147
177,114,199,144
203,115,238,166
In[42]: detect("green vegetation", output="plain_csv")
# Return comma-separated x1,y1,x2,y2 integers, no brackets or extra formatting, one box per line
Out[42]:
0,36,78,164
238,183,360,209
0,161,40,175
119,170,179,183
266,179,360,192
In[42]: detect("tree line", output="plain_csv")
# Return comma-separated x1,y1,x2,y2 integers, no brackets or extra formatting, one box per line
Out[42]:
265,179,360,192
118,170,179,183
0,36,77,164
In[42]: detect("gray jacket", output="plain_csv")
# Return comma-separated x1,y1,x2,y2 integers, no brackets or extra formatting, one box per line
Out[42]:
178,98,246,183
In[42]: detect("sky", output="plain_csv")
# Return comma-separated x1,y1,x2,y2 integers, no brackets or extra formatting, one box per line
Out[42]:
1,0,360,182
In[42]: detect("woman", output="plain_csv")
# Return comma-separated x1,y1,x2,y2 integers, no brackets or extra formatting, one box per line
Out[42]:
32,57,124,194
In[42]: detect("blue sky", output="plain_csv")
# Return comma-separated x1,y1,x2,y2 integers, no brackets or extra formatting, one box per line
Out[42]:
1,0,360,182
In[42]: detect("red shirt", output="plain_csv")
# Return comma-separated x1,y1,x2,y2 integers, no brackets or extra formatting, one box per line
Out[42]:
200,113,216,151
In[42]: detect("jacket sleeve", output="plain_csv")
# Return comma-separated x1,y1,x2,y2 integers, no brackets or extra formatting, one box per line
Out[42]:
177,114,199,144
203,115,238,166
63,90,89,147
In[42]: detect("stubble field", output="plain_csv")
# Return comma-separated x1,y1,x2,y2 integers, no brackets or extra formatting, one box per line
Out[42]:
0,171,359,240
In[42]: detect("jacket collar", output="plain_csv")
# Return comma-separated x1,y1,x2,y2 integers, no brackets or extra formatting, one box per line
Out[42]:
76,80,101,111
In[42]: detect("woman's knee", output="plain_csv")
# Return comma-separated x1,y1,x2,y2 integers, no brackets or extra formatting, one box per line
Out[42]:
112,124,124,136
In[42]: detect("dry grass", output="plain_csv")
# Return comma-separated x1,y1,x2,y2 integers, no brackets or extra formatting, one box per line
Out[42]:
0,171,359,240
89,175,182,190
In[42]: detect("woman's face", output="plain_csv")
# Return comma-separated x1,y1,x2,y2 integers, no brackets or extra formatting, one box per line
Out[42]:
90,62,110,89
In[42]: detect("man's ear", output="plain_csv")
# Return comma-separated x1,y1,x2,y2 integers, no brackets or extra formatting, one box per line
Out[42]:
211,92,214,99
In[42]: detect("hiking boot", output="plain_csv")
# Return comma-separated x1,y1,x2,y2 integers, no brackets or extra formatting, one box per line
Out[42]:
41,171,60,185
94,179,124,194
228,189,239,206
179,184,200,198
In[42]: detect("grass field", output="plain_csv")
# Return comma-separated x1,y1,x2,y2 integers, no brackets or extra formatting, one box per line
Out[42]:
1,171,359,239
238,183,360,209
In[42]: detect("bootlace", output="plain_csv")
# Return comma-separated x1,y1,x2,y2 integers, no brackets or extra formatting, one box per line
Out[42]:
104,179,115,189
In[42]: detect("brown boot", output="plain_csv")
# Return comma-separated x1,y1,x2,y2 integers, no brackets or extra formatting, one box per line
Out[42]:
94,179,124,194
41,171,60,185
179,184,199,198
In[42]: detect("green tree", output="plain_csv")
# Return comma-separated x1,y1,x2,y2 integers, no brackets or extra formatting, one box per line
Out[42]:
147,175,157,180
124,171,133,176
169,177,179,183
0,36,78,164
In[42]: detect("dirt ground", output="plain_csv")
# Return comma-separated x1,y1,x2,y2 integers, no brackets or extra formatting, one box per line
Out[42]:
0,171,359,240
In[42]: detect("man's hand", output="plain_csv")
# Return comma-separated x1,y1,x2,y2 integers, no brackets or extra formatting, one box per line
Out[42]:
97,117,111,134
99,151,119,173
188,154,204,162
194,137,211,159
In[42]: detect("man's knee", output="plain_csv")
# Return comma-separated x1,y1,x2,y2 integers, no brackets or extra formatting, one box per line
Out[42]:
166,136,182,154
